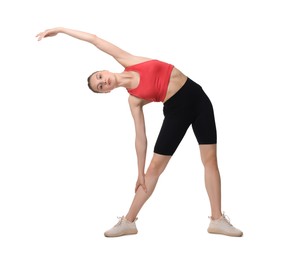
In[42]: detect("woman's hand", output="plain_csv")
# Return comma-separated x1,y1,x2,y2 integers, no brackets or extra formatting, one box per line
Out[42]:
135,174,147,193
36,28,61,41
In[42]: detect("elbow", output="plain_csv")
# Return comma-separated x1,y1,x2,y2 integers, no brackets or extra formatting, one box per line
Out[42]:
90,34,99,46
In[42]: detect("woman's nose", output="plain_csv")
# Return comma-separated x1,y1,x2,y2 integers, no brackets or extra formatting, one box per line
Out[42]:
100,80,106,85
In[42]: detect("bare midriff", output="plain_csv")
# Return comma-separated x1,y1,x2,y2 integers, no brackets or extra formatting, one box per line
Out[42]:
163,67,188,103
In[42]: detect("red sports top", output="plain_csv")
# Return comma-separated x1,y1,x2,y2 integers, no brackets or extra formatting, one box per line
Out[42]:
125,60,174,102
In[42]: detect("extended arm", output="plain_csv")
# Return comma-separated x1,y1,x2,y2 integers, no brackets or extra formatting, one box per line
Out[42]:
128,95,152,192
36,27,150,67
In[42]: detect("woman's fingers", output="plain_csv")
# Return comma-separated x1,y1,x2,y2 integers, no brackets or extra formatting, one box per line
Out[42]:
36,31,46,41
141,183,147,193
36,29,58,41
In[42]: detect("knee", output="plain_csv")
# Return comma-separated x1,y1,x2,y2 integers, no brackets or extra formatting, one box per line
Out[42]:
147,158,168,177
202,156,218,170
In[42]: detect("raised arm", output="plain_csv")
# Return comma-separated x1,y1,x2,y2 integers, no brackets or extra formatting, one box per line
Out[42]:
36,27,150,67
128,95,152,192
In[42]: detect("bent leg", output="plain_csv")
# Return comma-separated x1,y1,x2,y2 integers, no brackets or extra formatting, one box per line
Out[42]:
199,144,222,220
125,153,171,222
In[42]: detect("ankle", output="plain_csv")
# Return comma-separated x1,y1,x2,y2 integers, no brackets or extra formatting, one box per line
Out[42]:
125,215,136,222
210,213,222,220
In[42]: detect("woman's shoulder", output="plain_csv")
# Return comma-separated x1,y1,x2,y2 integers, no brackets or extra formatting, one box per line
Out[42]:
124,57,154,68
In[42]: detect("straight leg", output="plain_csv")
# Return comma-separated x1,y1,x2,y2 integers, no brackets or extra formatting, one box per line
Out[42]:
125,153,171,222
199,144,222,220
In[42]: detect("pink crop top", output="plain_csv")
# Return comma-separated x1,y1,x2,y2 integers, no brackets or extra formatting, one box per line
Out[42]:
125,60,174,102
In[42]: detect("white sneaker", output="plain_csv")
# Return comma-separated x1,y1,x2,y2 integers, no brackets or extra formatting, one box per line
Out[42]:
207,213,243,237
104,216,138,237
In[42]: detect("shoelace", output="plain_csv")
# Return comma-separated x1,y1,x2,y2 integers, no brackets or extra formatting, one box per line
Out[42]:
114,216,124,227
222,212,233,226
114,216,138,227
208,212,233,226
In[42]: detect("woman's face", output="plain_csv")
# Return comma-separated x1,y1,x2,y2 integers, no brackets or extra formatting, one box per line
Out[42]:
90,70,116,93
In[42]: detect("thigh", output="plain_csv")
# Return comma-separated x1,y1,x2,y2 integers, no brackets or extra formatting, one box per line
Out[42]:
154,114,191,156
192,92,217,145
148,153,172,173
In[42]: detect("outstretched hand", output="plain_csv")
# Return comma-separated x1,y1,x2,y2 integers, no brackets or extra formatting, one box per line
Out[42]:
36,28,61,41
135,175,147,193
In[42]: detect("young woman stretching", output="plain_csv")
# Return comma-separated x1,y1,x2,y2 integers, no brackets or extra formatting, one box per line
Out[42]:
36,27,243,237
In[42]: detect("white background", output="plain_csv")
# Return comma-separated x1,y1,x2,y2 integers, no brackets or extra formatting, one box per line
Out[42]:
1,0,296,259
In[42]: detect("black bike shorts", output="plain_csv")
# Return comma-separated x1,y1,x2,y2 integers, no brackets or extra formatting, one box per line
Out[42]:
154,77,217,156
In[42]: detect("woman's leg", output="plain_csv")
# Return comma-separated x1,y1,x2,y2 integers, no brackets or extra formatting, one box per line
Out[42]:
199,144,243,236
125,153,171,222
199,144,222,220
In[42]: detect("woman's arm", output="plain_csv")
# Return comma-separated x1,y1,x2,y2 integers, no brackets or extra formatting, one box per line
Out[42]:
36,27,150,67
128,95,152,192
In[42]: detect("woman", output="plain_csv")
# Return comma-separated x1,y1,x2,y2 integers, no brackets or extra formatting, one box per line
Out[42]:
36,27,243,237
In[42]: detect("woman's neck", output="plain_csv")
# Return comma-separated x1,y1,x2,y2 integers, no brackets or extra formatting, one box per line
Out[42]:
115,71,138,90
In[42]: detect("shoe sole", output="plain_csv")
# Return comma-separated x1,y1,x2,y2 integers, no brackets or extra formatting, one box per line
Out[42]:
208,229,243,237
104,230,138,238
